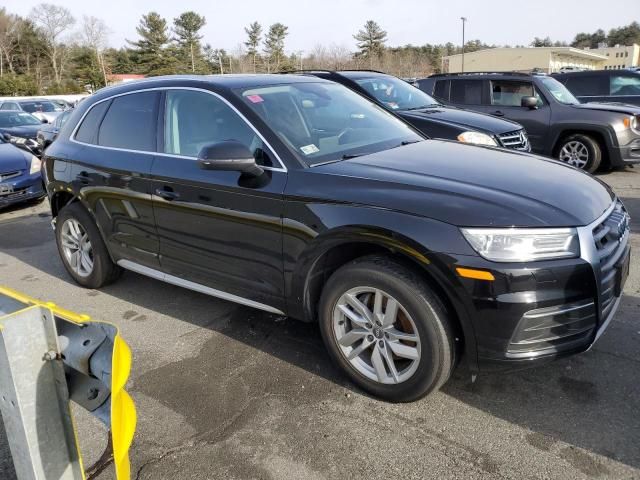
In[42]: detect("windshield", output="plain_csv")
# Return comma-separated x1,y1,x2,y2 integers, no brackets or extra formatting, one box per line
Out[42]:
19,101,60,113
354,76,440,110
235,82,423,166
0,112,42,127
540,77,580,105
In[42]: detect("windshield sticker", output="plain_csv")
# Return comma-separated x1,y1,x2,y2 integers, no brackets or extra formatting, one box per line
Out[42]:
300,144,320,155
246,94,264,103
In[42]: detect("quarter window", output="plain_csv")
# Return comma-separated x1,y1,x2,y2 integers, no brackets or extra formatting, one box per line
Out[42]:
163,89,274,167
450,79,483,104
490,80,535,106
75,100,110,144
0,102,18,110
98,92,159,151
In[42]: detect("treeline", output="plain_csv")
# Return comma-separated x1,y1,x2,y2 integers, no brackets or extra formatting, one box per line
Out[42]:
0,4,638,96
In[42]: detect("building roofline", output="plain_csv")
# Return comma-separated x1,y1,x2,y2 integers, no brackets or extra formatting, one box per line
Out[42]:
443,46,608,61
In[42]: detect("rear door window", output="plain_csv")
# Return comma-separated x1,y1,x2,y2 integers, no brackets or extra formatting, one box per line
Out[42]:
610,75,640,96
450,80,483,105
98,92,159,151
490,80,535,106
564,75,608,96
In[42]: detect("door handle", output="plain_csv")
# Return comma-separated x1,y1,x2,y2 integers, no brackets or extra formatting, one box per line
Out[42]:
491,110,505,117
155,187,180,201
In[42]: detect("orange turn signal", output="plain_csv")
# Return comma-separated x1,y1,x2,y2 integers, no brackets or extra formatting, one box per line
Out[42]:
623,117,631,128
456,267,495,281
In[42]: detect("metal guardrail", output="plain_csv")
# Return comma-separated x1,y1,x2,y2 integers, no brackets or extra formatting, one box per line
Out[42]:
0,287,136,480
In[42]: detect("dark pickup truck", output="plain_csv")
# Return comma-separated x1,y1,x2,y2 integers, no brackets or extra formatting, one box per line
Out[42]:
419,72,640,173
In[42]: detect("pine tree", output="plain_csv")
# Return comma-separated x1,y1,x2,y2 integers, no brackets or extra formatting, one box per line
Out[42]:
263,23,288,72
174,11,206,72
244,21,262,73
127,12,174,75
354,20,387,67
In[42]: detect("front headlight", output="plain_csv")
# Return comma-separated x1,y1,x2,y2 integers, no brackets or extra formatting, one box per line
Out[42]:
631,115,639,134
29,155,42,175
461,228,580,262
457,131,498,147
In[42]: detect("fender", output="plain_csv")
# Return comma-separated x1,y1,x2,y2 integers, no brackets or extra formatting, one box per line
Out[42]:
283,203,481,370
546,122,618,157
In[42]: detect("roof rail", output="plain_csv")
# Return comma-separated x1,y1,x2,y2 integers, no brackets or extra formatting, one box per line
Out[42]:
428,71,533,78
281,69,390,75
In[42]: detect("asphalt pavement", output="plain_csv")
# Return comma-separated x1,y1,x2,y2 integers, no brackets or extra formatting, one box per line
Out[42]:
1,168,639,480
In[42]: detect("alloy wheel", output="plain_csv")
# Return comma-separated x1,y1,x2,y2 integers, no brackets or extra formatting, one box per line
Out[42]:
60,219,94,278
559,141,589,169
332,287,421,384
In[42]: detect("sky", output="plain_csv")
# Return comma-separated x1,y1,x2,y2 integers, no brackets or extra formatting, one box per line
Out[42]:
4,0,640,53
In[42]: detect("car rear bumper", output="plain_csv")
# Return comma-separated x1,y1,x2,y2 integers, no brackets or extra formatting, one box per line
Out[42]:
445,200,630,371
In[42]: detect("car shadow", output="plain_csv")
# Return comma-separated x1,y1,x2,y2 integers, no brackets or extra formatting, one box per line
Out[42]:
1,210,639,473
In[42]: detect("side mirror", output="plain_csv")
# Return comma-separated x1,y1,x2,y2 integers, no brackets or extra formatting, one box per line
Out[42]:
41,118,49,124
521,96,538,109
197,141,264,177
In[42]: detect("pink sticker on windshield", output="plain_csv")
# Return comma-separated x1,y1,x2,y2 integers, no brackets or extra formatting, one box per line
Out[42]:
246,95,264,103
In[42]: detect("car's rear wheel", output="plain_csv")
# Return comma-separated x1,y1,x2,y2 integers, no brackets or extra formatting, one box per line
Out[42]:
55,202,122,289
557,134,602,173
318,256,456,402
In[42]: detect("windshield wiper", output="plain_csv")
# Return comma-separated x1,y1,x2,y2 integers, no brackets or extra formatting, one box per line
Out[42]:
404,104,442,111
400,140,422,146
342,153,364,160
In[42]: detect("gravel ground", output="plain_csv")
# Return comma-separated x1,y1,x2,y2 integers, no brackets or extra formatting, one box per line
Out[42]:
1,168,639,480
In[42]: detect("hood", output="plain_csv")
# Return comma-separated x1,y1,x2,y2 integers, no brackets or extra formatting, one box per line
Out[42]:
400,105,523,135
573,102,640,115
0,143,29,173
313,140,614,228
0,125,41,139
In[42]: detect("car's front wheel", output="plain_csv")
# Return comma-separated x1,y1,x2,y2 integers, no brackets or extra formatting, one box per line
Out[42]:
55,202,122,289
557,134,602,173
318,256,456,402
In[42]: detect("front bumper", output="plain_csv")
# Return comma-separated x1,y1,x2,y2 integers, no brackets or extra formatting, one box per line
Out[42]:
447,200,630,370
0,172,45,208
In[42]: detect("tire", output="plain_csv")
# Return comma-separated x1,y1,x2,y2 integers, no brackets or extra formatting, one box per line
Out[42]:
55,202,122,289
556,134,602,173
318,255,456,402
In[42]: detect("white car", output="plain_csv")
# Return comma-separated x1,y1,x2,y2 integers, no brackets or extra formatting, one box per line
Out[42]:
0,99,63,124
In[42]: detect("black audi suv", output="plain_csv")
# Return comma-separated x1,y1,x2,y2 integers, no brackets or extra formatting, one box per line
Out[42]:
44,75,630,402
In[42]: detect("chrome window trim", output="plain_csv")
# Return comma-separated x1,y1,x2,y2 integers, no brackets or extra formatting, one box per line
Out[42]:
117,259,285,315
69,86,288,172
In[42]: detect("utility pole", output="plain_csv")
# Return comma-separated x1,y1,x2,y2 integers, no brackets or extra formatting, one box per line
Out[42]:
461,17,467,73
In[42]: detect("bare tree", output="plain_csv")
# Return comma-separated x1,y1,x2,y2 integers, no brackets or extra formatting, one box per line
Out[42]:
0,8,20,75
30,3,75,84
82,15,109,86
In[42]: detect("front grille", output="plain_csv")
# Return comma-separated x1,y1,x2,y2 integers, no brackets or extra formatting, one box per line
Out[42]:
0,187,27,200
0,171,21,182
592,201,630,320
498,129,530,151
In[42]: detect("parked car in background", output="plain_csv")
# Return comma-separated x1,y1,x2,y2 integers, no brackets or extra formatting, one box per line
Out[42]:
558,66,585,73
0,111,45,156
553,69,640,106
48,98,75,110
418,72,640,172
44,74,629,402
0,98,63,123
37,110,72,150
0,135,44,209
302,70,531,151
